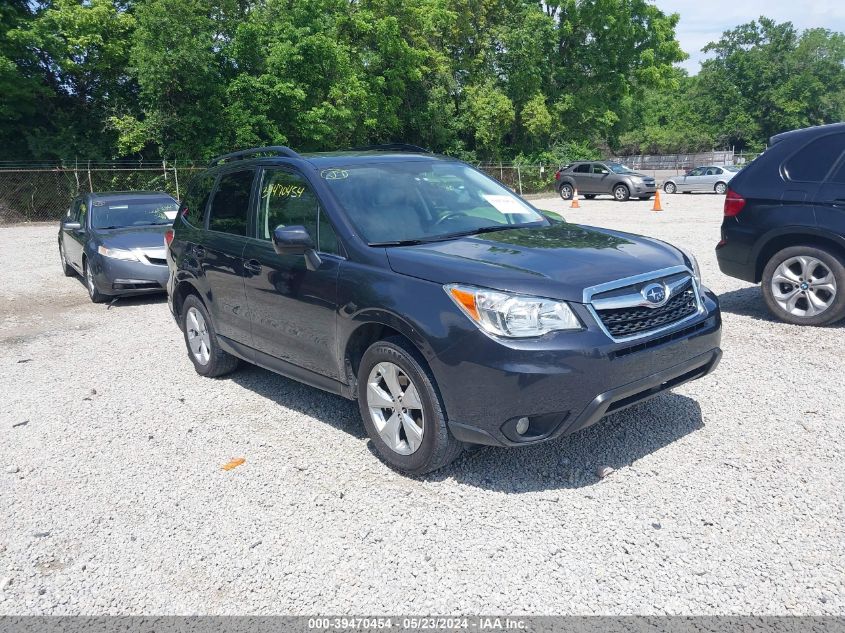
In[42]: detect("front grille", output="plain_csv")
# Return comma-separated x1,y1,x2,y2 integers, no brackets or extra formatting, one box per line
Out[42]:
595,280,697,338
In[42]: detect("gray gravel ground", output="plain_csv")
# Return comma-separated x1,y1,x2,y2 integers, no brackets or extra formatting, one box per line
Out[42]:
1,192,843,615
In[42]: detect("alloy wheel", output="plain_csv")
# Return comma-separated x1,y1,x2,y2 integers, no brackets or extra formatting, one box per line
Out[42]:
614,185,628,201
771,256,837,317
559,184,573,200
715,182,727,194
85,263,95,295
186,306,212,365
366,361,425,455
664,182,676,194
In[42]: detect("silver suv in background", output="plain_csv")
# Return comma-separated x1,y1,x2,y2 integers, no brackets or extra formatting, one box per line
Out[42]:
663,165,741,195
554,161,657,202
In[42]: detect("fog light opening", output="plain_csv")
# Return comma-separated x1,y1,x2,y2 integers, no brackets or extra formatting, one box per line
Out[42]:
515,417,530,436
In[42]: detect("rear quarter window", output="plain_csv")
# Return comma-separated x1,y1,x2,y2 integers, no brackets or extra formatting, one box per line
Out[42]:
783,133,845,183
179,174,216,227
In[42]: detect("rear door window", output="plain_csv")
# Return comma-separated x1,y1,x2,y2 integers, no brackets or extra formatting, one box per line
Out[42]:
180,174,216,227
208,170,255,236
784,134,845,183
574,164,590,173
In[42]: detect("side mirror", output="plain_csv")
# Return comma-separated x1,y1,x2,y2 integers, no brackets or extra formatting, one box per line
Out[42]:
272,225,322,271
64,221,82,230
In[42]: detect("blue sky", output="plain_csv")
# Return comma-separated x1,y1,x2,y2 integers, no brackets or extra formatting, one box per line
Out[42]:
656,0,845,74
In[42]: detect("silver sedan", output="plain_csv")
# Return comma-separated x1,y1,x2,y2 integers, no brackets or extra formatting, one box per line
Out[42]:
663,165,741,195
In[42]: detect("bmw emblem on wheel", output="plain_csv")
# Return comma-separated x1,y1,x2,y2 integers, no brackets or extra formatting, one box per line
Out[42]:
642,283,668,307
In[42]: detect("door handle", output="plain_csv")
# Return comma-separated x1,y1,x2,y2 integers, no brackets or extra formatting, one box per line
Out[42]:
243,259,262,274
193,245,206,258
833,198,845,207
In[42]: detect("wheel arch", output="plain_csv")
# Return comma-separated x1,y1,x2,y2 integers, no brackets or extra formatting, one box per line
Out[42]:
171,277,205,321
754,230,845,283
342,313,432,396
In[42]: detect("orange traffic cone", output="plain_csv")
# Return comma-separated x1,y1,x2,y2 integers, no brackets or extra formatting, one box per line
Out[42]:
652,188,663,212
570,188,581,209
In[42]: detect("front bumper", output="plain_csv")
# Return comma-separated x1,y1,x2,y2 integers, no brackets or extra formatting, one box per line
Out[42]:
632,182,657,195
90,255,169,296
432,288,722,447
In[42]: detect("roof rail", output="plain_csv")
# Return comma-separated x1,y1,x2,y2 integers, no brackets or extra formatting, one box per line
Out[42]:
209,146,300,168
348,143,429,153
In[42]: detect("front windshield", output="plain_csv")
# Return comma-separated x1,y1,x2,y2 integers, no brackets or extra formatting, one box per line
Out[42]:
607,162,634,174
92,197,178,229
320,161,546,244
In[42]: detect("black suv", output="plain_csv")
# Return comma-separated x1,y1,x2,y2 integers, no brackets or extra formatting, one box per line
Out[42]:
166,145,721,474
555,161,657,201
716,123,845,325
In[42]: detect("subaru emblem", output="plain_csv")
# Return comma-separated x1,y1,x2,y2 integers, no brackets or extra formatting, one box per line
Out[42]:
642,283,667,306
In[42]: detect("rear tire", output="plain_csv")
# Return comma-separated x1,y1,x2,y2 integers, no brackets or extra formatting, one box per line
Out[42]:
181,295,240,377
358,336,463,475
558,183,574,200
613,184,630,202
59,239,74,277
83,258,108,303
761,246,845,326
714,182,728,194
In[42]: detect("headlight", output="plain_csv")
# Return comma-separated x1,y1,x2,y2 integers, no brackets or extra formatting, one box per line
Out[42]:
97,245,138,261
679,248,701,286
445,284,581,338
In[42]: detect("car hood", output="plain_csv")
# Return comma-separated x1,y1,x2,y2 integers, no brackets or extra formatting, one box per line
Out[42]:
94,225,169,251
385,223,686,302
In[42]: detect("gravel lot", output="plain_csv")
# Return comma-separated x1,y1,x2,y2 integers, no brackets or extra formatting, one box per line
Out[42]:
1,192,843,615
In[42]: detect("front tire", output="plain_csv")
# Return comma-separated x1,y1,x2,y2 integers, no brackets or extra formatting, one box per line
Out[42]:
59,239,74,277
181,295,239,376
613,184,630,202
83,258,108,303
714,182,728,194
761,246,845,326
358,337,463,475
663,182,676,194
558,183,574,200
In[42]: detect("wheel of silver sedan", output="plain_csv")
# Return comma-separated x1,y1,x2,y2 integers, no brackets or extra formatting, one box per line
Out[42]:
771,256,837,317
714,182,727,194
366,361,425,456
663,182,676,194
186,306,212,365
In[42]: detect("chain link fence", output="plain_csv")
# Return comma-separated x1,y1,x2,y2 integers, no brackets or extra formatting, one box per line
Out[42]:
0,162,562,224
0,163,204,224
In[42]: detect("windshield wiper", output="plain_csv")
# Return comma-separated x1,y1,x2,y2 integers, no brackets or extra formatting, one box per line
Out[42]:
368,222,545,247
368,239,428,247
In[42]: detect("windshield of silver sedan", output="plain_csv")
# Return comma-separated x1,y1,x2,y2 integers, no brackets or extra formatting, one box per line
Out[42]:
92,198,178,230
320,161,547,245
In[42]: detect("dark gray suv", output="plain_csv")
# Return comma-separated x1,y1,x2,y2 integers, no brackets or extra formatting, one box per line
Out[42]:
555,161,657,201
166,145,721,474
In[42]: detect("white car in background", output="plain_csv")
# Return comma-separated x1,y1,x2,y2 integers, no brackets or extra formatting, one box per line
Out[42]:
662,165,741,195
